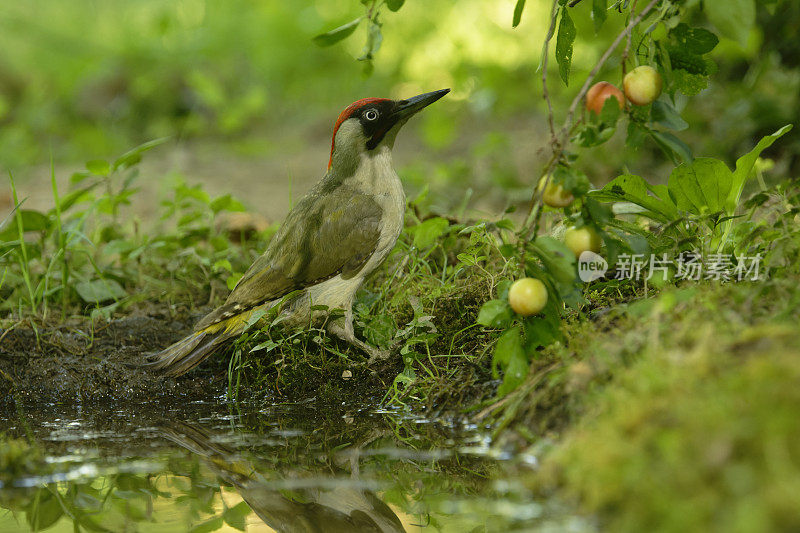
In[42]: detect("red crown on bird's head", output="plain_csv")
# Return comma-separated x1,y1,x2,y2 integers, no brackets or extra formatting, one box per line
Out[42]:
328,97,391,169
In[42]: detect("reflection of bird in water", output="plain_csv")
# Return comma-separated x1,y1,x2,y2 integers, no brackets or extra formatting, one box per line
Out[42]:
159,422,406,533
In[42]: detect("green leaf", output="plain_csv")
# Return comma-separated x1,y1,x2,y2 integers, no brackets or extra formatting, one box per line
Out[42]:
671,69,709,96
531,236,576,284
669,24,719,55
386,0,405,12
0,209,50,238
222,502,251,531
555,7,576,86
492,326,528,396
650,100,688,131
25,490,63,530
650,130,693,165
626,120,648,149
358,19,383,61
727,124,792,212
496,279,512,300
57,184,97,212
590,173,678,222
212,259,232,272
477,299,514,328
313,18,362,47
584,197,613,225
668,158,733,215
599,94,621,125
363,313,396,347
705,0,754,44
592,0,607,32
512,0,526,28
497,347,529,396
75,278,127,303
408,217,449,249
665,23,719,96
210,194,246,214
227,272,243,291
189,516,224,533
523,298,562,350
112,138,169,171
361,59,375,78
86,159,110,175
554,165,591,196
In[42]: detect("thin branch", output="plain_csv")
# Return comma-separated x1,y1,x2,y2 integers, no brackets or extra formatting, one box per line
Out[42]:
621,0,640,78
523,0,660,240
567,0,586,7
517,0,561,267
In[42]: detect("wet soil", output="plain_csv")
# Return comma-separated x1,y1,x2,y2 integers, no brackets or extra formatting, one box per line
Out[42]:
0,310,221,409
0,309,405,421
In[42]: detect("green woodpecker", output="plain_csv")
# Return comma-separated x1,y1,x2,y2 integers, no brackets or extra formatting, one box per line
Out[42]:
147,89,450,376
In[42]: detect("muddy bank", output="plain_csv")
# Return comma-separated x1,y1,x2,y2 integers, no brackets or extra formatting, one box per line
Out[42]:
0,311,221,408
0,309,403,414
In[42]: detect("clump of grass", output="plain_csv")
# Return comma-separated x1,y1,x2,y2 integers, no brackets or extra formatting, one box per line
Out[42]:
1,141,265,324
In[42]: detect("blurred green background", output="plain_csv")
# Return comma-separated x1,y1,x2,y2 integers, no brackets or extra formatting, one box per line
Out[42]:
1,0,798,219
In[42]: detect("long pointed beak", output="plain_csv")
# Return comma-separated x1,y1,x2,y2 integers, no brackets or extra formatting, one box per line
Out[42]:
394,88,450,120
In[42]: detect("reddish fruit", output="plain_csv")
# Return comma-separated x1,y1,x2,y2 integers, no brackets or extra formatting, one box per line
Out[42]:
508,278,548,317
586,82,625,115
623,65,663,106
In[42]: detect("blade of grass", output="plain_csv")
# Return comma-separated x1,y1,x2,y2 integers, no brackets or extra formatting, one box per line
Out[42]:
50,156,68,318
8,171,37,314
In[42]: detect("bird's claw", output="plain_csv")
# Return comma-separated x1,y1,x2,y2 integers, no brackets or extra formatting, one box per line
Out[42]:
364,338,402,365
365,346,391,365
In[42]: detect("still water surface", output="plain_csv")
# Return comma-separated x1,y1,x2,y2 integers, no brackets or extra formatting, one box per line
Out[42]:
0,396,588,532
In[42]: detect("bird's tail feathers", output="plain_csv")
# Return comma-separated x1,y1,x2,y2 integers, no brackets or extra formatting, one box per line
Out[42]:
144,328,235,377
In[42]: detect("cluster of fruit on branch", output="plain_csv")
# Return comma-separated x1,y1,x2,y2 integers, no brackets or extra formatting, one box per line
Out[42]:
510,65,663,317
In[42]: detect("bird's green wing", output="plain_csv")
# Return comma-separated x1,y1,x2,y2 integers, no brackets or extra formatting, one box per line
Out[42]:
195,187,382,330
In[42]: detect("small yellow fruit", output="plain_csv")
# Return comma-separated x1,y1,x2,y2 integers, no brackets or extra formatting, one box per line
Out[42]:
623,65,663,106
564,226,602,257
586,81,625,115
538,180,574,208
508,278,548,317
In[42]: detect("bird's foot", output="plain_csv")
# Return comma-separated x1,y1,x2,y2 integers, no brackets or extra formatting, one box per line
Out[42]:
350,338,393,365
326,321,399,364
364,345,390,365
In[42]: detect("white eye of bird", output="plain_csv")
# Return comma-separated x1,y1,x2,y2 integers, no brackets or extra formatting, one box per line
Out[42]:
364,109,379,121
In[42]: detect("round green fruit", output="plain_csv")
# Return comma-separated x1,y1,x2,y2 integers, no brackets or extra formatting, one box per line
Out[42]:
538,180,574,208
508,278,548,317
564,226,602,257
623,65,663,106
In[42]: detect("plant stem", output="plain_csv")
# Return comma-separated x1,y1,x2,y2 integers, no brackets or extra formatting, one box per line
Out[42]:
9,172,37,313
541,0,560,142
50,156,69,318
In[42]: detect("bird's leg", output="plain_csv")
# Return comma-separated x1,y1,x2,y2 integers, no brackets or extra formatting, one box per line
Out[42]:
326,309,392,364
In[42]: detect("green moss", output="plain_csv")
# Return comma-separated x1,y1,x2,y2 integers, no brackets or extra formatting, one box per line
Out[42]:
533,279,800,532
